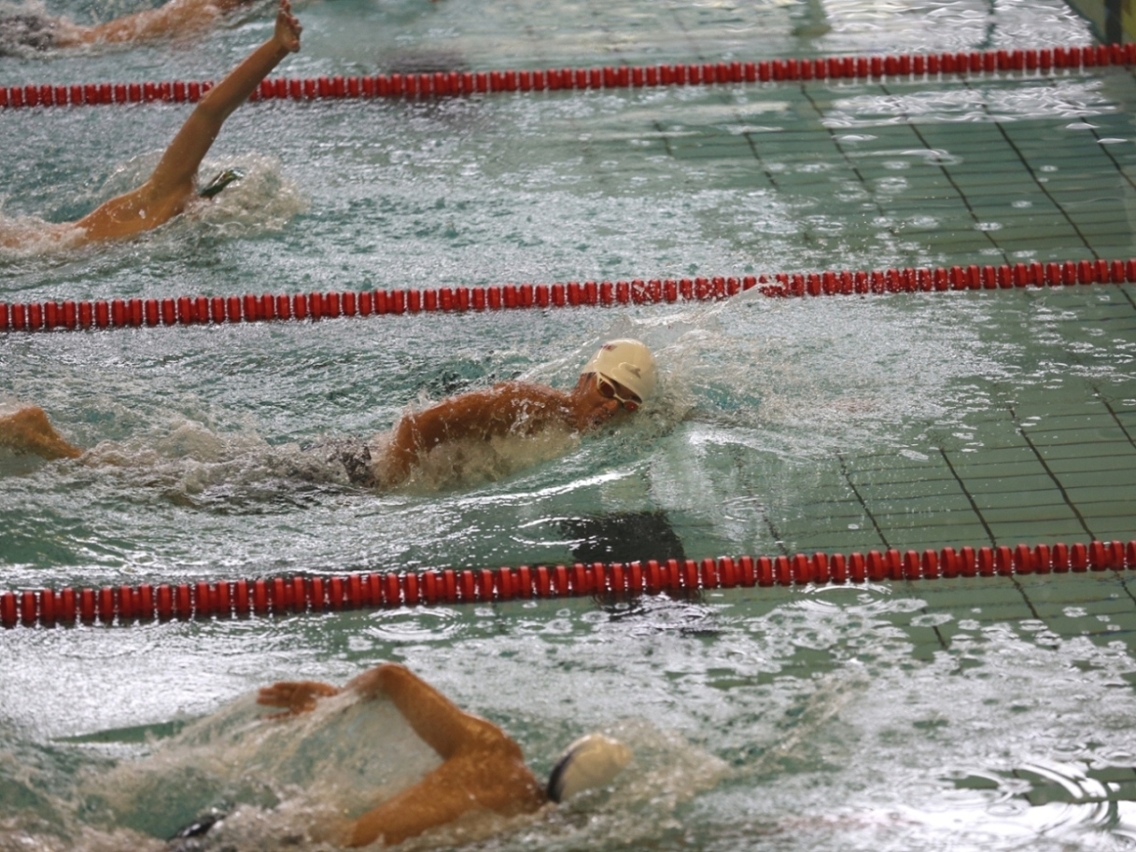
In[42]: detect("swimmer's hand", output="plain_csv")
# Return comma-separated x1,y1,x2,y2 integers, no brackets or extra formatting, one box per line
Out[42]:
257,680,340,717
274,0,301,52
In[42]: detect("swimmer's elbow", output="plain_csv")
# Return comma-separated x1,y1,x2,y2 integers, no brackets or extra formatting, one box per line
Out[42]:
345,664,394,699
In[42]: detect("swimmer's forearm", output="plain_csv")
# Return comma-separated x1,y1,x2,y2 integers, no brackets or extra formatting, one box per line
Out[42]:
345,663,420,701
364,665,483,759
345,665,390,699
347,666,463,730
143,34,288,195
195,36,292,124
147,1,299,197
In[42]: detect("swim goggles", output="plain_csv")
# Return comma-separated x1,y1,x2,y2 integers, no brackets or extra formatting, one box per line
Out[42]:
595,373,642,412
198,168,245,199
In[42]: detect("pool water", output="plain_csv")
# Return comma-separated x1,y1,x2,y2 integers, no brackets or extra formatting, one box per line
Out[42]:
5,0,1136,849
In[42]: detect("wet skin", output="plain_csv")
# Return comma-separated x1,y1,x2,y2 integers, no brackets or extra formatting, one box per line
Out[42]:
0,373,642,480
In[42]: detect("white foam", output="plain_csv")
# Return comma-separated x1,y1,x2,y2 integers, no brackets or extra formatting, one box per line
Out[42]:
77,689,441,845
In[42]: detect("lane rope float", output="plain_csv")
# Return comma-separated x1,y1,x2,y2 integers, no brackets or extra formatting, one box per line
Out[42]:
2,539,1133,628
2,257,1133,335
0,43,1131,111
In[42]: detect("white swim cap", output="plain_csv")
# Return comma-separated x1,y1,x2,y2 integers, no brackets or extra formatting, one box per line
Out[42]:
581,339,657,402
546,733,632,803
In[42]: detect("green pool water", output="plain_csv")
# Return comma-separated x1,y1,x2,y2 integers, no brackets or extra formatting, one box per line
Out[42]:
4,0,1136,849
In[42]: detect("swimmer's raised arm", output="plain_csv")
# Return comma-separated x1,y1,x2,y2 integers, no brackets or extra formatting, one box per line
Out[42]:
346,663,495,759
150,0,301,190
74,0,301,242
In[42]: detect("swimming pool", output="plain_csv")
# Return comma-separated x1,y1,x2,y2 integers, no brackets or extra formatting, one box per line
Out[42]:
4,0,1136,848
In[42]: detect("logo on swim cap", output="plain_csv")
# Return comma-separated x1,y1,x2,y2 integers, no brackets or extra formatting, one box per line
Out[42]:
581,339,656,403
547,734,632,803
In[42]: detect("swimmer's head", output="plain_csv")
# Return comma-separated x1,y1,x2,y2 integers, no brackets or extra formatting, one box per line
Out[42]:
546,733,632,803
581,339,657,407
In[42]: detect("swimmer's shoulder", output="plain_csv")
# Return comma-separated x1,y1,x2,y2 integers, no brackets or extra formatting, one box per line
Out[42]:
486,380,570,404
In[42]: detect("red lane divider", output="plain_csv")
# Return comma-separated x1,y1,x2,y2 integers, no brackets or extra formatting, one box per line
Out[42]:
3,258,1134,335
3,539,1134,628
1,43,1131,111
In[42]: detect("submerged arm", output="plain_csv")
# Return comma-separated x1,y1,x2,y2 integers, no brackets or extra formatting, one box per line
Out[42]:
347,763,500,848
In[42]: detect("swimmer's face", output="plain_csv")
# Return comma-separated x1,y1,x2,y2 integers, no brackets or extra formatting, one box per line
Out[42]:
576,372,635,430
594,372,642,412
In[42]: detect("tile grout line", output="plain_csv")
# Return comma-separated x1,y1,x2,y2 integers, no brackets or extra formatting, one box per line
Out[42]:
730,445,790,555
1007,404,1098,540
878,81,1010,263
1031,291,1136,451
799,85,890,226
741,130,782,191
837,452,890,550
935,441,1043,620
936,446,998,545
975,77,1100,260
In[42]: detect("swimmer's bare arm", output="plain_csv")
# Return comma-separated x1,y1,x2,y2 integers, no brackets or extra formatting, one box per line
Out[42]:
258,664,490,756
345,664,543,848
383,383,575,482
348,780,478,847
348,756,534,848
0,407,83,461
75,1,301,241
150,0,301,192
258,665,540,847
55,0,253,47
346,663,500,759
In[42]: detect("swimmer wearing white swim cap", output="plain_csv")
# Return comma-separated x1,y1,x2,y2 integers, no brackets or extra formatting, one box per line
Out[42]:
256,663,631,846
375,337,657,485
0,339,657,489
580,338,657,410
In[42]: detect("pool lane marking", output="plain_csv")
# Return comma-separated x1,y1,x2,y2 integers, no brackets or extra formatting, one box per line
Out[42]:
1,43,1133,111
2,540,1134,628
2,258,1135,335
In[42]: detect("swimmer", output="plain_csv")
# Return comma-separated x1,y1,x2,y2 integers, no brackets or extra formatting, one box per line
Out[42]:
379,338,656,486
0,0,301,249
0,0,254,53
0,338,658,487
255,662,632,846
